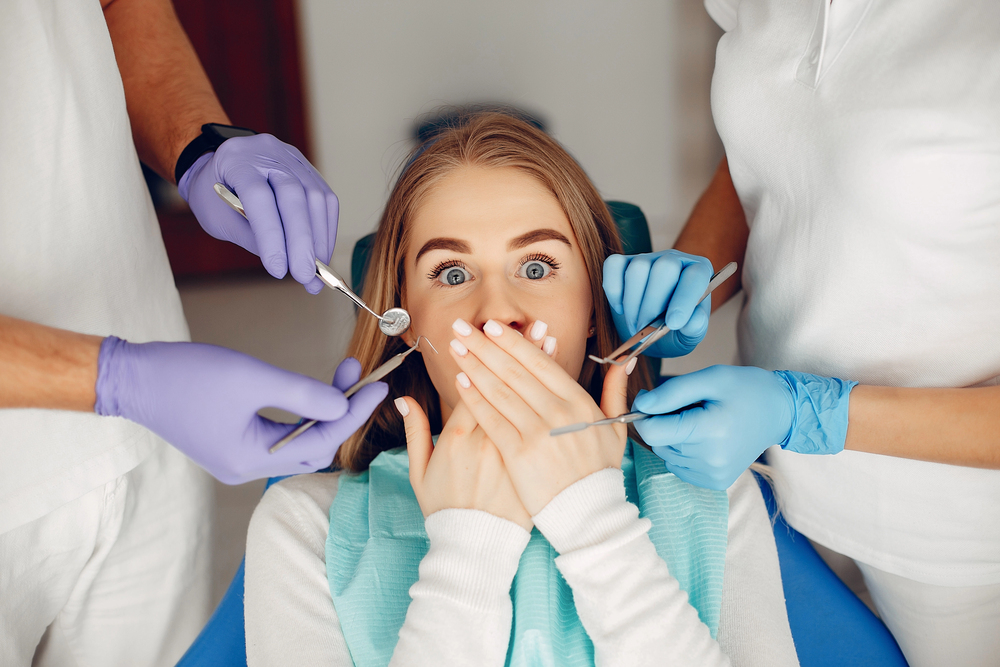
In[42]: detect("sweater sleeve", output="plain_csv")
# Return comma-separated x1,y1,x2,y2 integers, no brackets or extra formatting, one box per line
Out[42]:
390,509,530,667
244,473,353,667
532,468,731,667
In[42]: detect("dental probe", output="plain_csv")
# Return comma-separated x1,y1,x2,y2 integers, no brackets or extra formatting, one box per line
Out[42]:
589,261,738,367
549,411,652,436
213,183,411,337
269,336,438,454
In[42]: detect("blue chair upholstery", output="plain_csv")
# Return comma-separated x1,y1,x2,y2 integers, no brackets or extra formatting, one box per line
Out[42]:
176,204,909,666
175,478,287,667
755,475,908,666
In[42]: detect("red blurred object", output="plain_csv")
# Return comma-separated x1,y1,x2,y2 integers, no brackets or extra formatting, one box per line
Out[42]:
159,0,311,279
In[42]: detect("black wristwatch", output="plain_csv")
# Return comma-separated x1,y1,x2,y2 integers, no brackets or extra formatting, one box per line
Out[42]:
174,123,258,184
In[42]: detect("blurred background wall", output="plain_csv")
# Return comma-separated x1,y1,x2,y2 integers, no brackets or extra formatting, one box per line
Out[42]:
164,0,732,607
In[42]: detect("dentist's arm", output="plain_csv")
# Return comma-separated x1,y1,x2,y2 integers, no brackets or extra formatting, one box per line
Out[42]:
0,314,387,484
101,0,227,184
102,0,338,292
0,315,101,412
634,365,1000,490
672,156,748,311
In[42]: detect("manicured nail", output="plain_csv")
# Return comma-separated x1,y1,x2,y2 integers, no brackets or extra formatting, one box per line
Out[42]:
529,320,548,341
456,372,471,389
484,319,503,337
450,338,468,356
625,357,638,376
394,397,409,417
542,336,556,356
452,318,473,336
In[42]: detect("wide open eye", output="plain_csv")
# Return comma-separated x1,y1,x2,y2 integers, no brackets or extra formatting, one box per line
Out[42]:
437,265,471,286
517,258,554,280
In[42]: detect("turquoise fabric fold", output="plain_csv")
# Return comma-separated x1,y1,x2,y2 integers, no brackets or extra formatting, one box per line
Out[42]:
327,440,729,667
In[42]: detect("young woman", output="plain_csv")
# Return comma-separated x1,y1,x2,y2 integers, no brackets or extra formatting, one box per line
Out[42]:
244,112,798,666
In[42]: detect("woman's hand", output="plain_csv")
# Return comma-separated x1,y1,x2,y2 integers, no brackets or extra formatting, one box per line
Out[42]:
448,318,634,516
397,396,533,532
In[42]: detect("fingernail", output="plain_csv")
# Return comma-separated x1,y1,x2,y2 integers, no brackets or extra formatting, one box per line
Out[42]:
666,312,685,330
394,397,409,417
484,319,503,337
452,318,473,336
450,338,468,356
456,372,471,389
625,357,638,376
529,320,548,341
542,336,556,356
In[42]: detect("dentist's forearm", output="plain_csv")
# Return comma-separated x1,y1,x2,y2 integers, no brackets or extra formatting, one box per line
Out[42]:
845,384,1000,469
673,156,748,311
0,315,102,412
103,0,230,183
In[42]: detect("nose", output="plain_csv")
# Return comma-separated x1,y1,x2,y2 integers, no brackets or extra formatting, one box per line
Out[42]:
469,276,527,335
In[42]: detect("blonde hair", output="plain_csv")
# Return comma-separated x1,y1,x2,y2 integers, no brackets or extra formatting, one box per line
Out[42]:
335,111,652,471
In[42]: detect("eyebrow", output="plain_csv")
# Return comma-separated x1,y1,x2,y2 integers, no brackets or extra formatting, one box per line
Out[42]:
507,229,572,251
413,228,573,264
414,238,472,263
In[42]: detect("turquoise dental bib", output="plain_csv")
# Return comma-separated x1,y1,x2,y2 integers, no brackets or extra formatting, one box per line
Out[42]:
326,440,728,667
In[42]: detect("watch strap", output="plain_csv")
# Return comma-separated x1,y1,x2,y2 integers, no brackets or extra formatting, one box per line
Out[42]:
173,123,258,184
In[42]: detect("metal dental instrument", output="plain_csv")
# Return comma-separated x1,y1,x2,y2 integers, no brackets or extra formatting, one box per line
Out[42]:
549,411,652,437
269,336,438,454
589,261,738,367
214,183,411,337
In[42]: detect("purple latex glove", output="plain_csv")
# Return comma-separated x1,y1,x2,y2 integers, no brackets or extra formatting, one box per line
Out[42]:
178,134,338,294
94,337,387,484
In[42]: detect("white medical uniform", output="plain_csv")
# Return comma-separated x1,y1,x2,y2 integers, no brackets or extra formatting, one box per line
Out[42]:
0,2,212,665
705,0,1000,663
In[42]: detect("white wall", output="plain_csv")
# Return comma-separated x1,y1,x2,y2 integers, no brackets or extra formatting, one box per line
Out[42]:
298,0,680,275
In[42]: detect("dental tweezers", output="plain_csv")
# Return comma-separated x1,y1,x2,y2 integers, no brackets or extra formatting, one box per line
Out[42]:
549,411,652,436
589,262,738,367
269,336,437,453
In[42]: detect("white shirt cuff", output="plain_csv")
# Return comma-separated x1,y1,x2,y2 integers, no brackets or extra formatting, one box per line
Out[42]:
531,468,650,554
420,508,530,610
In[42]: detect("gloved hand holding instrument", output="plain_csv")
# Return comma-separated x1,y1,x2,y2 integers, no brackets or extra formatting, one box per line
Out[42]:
94,338,389,484
178,129,341,295
632,366,857,491
602,249,717,358
601,250,857,490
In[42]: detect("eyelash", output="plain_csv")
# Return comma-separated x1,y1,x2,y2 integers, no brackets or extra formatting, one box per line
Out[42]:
427,259,468,282
426,253,562,285
522,252,561,273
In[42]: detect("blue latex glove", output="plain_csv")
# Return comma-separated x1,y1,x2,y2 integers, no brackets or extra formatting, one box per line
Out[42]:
178,134,338,294
602,250,714,358
632,365,857,490
94,337,387,484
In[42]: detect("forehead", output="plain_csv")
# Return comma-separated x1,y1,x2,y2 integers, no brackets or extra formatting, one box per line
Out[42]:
407,166,574,251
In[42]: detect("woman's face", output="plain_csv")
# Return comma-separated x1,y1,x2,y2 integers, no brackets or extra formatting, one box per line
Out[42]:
403,166,594,421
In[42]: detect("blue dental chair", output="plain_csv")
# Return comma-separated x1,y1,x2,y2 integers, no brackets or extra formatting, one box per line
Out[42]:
175,201,907,666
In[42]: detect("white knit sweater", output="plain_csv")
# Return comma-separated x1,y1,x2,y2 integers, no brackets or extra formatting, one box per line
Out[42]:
245,468,798,666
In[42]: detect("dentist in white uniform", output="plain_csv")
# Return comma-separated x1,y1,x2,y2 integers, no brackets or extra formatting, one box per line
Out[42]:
603,1,1000,665
0,1,387,665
